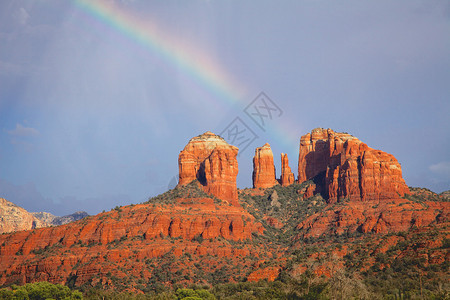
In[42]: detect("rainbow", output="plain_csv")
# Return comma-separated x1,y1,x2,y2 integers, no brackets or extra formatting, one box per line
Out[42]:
73,0,300,157
73,0,246,109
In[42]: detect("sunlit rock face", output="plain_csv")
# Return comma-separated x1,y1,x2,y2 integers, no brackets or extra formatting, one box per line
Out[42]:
298,128,410,203
178,131,239,206
252,143,278,189
280,153,295,187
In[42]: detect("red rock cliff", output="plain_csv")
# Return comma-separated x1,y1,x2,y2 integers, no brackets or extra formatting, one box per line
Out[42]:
280,153,295,186
253,143,278,189
298,128,410,203
178,131,239,206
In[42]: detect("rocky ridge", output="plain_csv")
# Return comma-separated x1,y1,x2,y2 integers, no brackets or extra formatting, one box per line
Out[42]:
32,211,89,226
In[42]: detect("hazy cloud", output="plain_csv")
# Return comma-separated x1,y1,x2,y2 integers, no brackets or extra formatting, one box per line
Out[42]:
14,7,29,26
429,161,450,177
7,123,39,137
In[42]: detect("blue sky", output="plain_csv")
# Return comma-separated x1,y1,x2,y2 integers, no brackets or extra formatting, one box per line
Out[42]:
1,0,449,215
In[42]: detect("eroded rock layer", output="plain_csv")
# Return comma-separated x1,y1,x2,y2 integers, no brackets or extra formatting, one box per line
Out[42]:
298,128,410,202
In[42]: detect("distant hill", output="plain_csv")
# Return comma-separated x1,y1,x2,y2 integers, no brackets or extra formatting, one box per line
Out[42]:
32,211,89,226
0,198,47,233
440,190,450,200
0,198,89,234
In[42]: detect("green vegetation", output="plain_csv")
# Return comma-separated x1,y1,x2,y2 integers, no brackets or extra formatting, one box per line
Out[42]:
406,187,449,202
240,181,327,248
2,268,448,300
146,180,222,205
0,281,82,300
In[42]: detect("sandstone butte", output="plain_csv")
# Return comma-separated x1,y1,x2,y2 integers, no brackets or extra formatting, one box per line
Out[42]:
0,198,47,234
298,128,410,203
178,131,239,206
280,153,295,186
252,143,278,189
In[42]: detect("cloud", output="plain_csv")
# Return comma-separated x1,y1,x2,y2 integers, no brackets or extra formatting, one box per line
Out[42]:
14,7,29,26
7,123,39,137
429,161,450,177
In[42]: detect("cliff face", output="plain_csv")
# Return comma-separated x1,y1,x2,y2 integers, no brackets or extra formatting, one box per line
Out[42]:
298,128,410,203
253,143,278,189
0,198,47,234
178,132,239,206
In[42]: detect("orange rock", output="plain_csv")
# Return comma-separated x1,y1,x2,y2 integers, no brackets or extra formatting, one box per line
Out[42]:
302,183,317,199
296,198,449,237
247,266,280,282
280,153,295,186
264,216,284,229
178,131,239,206
298,128,410,203
253,143,278,189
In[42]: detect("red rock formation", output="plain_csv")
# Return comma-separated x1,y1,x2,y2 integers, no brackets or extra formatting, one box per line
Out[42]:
0,198,47,234
253,143,278,189
247,266,281,282
263,216,284,229
302,183,317,199
298,128,410,203
178,131,239,206
280,153,295,186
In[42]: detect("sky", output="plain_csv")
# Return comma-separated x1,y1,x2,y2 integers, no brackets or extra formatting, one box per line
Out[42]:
0,0,449,216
